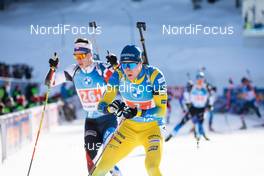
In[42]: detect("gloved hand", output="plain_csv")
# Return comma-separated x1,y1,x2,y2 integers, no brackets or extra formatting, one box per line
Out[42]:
160,125,167,138
106,52,118,67
197,112,205,122
98,102,109,114
186,103,192,110
122,106,137,119
49,52,59,70
108,100,126,117
45,52,58,86
207,105,214,111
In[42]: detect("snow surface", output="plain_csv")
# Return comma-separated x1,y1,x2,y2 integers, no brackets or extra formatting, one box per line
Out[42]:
1,105,264,176
0,0,263,92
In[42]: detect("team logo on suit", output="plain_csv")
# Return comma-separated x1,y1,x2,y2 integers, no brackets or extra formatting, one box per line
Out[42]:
84,77,93,86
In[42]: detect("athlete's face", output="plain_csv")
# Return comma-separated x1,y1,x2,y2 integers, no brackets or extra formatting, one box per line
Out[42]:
196,79,204,87
74,51,93,69
122,62,143,81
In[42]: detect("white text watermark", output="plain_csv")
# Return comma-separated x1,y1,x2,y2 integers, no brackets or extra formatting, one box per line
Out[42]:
97,83,167,94
30,24,102,35
162,24,234,36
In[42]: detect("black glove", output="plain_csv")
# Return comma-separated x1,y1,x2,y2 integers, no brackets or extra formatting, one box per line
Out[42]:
49,52,59,69
185,103,192,111
106,52,118,67
108,100,126,117
122,106,137,119
197,112,205,122
207,105,214,111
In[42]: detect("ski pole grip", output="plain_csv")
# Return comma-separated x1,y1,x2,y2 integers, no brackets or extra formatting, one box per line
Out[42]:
89,21,97,28
136,21,149,65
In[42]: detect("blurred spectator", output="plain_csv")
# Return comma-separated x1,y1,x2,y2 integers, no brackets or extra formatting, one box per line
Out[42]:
0,62,33,79
236,0,241,8
239,77,262,129
0,102,5,115
60,83,69,100
12,85,27,111
192,0,218,10
25,83,40,108
3,97,15,113
59,83,77,121
12,64,33,79
0,62,66,116
0,62,10,77
12,64,24,79
24,64,33,79
12,85,23,101
0,85,9,103
225,78,236,111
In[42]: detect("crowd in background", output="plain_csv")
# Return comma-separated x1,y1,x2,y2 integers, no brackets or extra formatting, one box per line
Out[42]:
0,62,43,115
0,62,33,79
0,66,78,122
0,82,43,115
1,60,263,126
166,75,263,131
0,62,58,115
217,77,264,114
0,0,242,11
167,76,264,115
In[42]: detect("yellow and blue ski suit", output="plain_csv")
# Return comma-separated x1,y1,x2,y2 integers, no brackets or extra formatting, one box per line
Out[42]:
93,64,167,176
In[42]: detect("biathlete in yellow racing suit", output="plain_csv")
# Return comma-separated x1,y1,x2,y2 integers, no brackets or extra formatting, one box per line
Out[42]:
92,45,167,176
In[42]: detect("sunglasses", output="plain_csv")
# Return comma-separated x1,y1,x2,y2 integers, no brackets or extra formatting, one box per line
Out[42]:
121,62,139,70
73,53,88,60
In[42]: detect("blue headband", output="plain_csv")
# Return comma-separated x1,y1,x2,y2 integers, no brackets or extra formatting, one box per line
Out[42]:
74,47,91,53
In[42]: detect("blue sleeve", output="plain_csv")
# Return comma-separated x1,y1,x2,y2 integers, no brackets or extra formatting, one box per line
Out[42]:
108,70,120,87
142,68,167,120
153,69,167,93
98,62,108,71
98,102,109,114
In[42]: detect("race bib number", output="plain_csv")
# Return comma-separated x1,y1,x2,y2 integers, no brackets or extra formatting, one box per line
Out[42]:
193,95,207,102
191,94,208,107
77,88,103,111
124,99,155,110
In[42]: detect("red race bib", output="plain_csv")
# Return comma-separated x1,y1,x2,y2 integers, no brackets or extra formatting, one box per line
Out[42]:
124,99,155,110
78,89,102,103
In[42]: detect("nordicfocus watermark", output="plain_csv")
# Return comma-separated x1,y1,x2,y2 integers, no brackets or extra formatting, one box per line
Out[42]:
30,24,102,35
162,24,234,35
96,83,167,94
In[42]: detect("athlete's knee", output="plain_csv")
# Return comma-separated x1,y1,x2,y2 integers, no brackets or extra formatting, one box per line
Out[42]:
145,163,162,176
145,154,161,176
103,127,116,143
92,159,114,176
91,169,106,176
198,124,205,135
92,165,110,176
84,141,102,159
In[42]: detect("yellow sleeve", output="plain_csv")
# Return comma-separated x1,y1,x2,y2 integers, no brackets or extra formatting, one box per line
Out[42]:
97,85,118,113
149,67,168,118
98,68,123,113
102,85,118,105
153,92,168,118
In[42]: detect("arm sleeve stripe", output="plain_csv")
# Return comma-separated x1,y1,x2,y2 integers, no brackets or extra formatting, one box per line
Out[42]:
116,69,123,80
150,69,160,85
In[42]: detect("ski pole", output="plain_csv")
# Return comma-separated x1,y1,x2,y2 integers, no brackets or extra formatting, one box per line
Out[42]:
26,54,57,176
136,21,149,65
246,69,252,83
224,113,231,132
186,72,191,81
89,21,100,60
89,116,126,176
